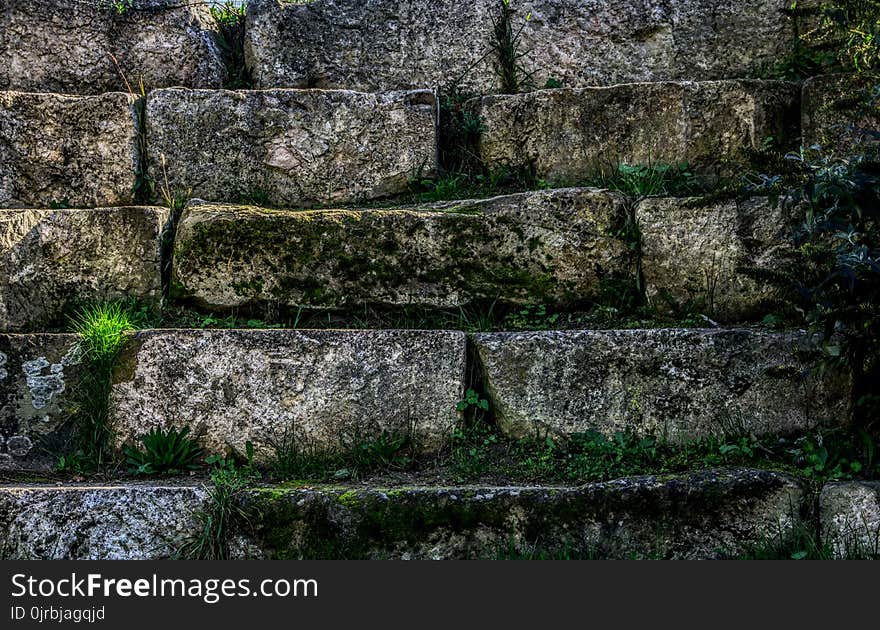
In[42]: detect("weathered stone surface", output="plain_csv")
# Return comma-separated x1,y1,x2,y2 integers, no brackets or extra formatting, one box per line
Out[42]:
1,208,168,330
0,92,139,208
0,0,225,94
146,88,437,207
0,486,205,560
173,189,631,310
0,470,804,559
638,196,798,321
802,74,880,153
819,481,880,559
0,334,83,472
110,330,465,459
473,329,851,442
471,81,800,181
245,0,796,92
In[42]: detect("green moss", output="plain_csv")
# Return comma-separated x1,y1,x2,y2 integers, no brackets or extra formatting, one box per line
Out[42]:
337,490,361,509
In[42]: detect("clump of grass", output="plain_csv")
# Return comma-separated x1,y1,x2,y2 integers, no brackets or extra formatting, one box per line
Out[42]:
178,460,253,560
70,302,134,362
267,427,414,482
733,521,878,560
587,162,705,198
60,302,137,472
211,1,252,89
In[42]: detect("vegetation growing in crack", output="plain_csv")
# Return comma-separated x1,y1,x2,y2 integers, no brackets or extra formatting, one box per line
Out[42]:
58,302,136,472
211,1,253,89
177,454,257,560
490,0,535,94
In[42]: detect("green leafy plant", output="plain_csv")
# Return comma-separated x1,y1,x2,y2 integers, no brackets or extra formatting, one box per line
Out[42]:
124,426,205,475
757,146,880,430
775,1,880,78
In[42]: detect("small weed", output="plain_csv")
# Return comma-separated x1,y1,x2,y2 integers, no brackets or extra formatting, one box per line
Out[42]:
177,458,255,560
124,426,205,476
587,162,705,199
450,421,499,482
502,304,560,330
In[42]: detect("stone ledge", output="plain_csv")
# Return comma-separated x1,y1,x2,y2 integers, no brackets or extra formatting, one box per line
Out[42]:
0,92,139,208
0,469,804,559
473,328,852,442
470,81,800,182
110,329,467,459
172,189,631,310
1,207,168,330
0,334,83,472
0,0,225,94
245,0,797,92
146,88,438,207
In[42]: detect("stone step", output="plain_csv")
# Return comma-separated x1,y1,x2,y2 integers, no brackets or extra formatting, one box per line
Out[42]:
245,0,796,93
146,88,438,207
473,328,851,443
1,328,847,471
1,329,464,471
0,92,139,208
172,192,795,321
172,190,632,310
0,0,225,94
820,481,880,559
0,207,168,330
469,80,800,182
0,469,805,559
0,334,82,472
638,195,798,321
109,329,465,462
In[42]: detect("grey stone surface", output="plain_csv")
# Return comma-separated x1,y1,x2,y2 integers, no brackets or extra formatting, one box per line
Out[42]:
172,189,631,310
0,334,83,472
0,92,139,208
0,0,225,94
638,196,798,321
110,330,466,459
470,81,800,181
0,469,804,559
1,207,168,330
473,329,851,442
819,481,880,559
146,88,438,207
0,486,205,560
802,74,880,153
245,0,796,92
